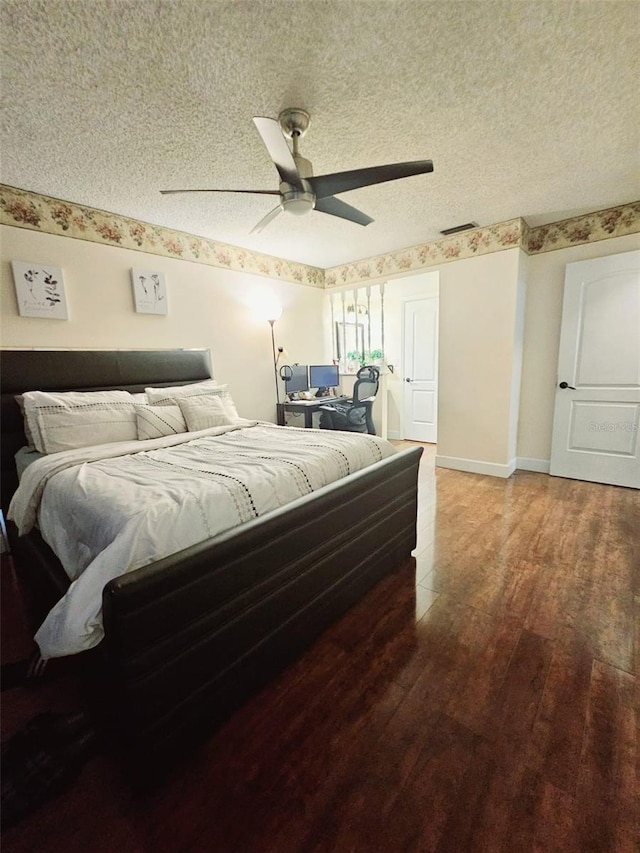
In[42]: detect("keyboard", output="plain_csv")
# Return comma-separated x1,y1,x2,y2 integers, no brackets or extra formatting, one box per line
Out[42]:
285,396,347,405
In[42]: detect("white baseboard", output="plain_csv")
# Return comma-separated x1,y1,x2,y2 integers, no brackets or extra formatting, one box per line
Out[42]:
386,430,402,440
435,455,517,479
516,457,551,473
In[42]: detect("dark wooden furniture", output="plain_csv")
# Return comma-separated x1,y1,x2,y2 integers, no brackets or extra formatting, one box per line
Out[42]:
0,348,422,777
276,397,347,428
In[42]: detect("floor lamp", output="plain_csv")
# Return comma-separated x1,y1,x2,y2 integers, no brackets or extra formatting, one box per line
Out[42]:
267,306,283,408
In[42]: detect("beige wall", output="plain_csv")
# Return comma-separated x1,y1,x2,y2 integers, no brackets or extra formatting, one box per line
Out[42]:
331,234,640,475
322,242,519,452
436,248,523,470
0,226,325,422
327,249,525,473
516,232,640,464
4,222,638,467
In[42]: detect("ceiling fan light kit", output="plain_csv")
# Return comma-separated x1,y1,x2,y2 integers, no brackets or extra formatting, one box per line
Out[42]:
280,189,315,216
161,108,433,234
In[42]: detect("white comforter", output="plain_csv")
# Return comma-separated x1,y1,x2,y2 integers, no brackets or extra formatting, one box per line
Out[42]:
8,422,395,658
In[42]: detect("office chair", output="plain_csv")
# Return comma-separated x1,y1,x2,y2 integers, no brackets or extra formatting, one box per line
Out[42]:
318,365,380,434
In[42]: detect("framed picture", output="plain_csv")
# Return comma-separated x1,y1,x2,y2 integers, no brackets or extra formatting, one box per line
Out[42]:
11,261,68,320
131,268,168,315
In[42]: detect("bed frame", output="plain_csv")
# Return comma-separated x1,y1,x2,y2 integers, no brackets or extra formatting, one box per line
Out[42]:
1,349,422,776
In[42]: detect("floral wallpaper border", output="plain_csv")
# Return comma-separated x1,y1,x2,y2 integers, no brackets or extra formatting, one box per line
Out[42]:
0,185,324,289
325,201,640,287
325,218,526,287
524,201,640,255
1,184,638,291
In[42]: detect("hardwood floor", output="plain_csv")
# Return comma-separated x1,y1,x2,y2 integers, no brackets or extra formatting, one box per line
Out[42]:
2,443,638,852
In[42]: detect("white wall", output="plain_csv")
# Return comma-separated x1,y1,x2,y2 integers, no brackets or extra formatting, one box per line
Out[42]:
517,232,640,465
0,226,325,421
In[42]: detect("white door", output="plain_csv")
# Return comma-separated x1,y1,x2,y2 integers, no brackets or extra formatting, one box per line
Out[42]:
549,250,640,489
403,296,439,442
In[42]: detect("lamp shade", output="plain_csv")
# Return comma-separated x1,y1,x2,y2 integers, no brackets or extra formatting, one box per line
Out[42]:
266,305,283,323
252,295,282,324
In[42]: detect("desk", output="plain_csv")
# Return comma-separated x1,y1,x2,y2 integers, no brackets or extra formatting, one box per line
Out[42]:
277,397,347,429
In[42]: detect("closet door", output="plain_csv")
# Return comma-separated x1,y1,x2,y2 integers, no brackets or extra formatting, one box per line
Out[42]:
550,250,640,488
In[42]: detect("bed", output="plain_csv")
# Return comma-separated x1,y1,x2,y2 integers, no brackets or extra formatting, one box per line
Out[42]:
0,349,422,776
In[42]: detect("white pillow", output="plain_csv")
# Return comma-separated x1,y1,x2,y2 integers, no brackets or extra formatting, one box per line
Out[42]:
178,395,236,431
217,389,240,421
144,379,222,406
15,395,37,449
136,405,186,440
22,390,137,454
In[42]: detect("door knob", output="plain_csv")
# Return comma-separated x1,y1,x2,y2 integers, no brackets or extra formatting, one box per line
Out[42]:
405,378,412,383
559,381,576,390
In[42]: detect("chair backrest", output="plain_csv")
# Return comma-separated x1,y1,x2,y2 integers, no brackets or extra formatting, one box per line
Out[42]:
353,365,380,403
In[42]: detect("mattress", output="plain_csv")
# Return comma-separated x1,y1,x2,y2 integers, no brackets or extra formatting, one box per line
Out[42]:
9,422,396,658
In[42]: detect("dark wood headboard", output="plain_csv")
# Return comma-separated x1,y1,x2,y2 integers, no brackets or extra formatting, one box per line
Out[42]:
0,349,212,513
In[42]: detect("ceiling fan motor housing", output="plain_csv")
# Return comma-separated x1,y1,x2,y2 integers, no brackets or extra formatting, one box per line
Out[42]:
278,108,315,214
280,180,315,215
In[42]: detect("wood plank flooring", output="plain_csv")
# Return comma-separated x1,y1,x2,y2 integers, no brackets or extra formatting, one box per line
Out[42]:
2,443,638,852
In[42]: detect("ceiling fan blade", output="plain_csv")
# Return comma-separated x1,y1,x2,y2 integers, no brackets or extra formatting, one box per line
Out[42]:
308,160,434,200
160,189,280,195
250,204,283,234
253,117,301,186
314,196,373,226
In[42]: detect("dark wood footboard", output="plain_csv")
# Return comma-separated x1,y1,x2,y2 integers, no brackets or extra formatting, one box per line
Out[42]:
100,445,422,774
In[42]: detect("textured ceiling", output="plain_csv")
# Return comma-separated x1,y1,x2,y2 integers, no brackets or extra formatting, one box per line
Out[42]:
1,0,639,269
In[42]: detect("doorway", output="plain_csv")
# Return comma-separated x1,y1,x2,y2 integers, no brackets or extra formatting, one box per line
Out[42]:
402,293,439,442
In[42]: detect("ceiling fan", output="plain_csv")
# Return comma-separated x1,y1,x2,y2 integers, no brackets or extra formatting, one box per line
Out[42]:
160,108,434,234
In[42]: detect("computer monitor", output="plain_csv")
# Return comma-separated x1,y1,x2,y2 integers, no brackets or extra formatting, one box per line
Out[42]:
282,364,308,395
309,364,339,396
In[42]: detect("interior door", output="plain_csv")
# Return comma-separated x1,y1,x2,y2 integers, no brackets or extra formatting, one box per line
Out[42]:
549,250,640,488
403,296,439,442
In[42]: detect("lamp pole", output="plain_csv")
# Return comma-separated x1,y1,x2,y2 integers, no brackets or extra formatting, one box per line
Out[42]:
269,319,280,406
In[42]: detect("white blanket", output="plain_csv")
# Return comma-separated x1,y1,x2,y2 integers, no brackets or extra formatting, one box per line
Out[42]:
8,423,395,658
